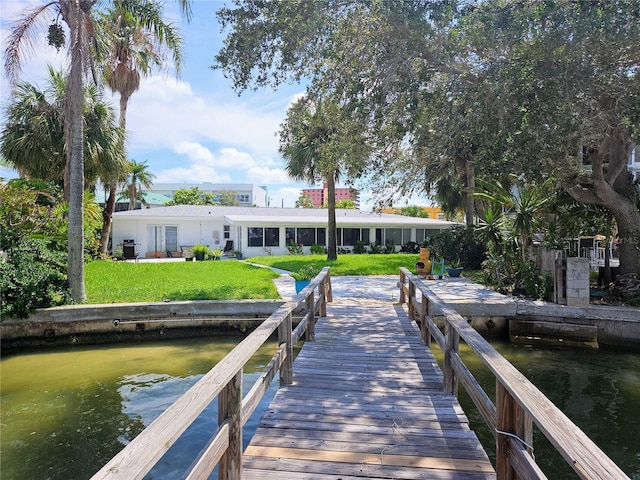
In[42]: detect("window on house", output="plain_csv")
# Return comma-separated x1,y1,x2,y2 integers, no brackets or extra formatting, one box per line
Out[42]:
385,228,403,246
342,228,361,246
248,227,264,247
265,227,279,247
286,227,296,245
317,228,326,245
223,225,230,239
297,228,315,246
248,227,280,247
237,194,250,203
375,228,383,245
362,229,370,244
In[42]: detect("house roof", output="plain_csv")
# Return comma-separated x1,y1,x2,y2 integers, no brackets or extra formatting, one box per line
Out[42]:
113,205,456,228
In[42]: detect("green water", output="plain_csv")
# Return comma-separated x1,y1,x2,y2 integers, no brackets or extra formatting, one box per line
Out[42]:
0,337,278,480
432,342,640,479
1,338,639,479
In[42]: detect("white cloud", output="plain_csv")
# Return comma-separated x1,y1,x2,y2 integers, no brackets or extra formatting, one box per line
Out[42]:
246,166,291,185
125,75,287,157
154,165,231,184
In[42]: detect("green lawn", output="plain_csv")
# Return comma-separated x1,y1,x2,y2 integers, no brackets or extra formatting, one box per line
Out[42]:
85,260,280,304
247,253,421,276
85,253,430,304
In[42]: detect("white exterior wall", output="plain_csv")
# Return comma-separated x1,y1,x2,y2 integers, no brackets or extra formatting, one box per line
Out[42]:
112,217,230,257
111,206,458,258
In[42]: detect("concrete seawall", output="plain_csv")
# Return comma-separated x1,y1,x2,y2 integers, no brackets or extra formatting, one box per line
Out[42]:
2,276,639,350
0,300,289,349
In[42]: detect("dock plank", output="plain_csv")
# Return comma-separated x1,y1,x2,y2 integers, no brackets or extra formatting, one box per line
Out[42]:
243,302,495,479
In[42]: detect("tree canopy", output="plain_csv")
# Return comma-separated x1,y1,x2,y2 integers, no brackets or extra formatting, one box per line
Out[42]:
215,0,640,273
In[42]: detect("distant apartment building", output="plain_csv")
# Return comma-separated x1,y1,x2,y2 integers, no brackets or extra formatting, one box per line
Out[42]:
146,183,268,207
302,182,360,208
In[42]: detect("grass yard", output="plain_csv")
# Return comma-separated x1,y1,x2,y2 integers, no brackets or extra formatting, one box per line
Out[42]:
247,253,422,276
85,260,280,304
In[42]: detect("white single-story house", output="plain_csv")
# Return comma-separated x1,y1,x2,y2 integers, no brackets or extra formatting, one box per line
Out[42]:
111,206,458,258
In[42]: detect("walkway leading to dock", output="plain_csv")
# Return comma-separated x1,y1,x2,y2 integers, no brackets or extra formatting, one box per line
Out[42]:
242,299,495,479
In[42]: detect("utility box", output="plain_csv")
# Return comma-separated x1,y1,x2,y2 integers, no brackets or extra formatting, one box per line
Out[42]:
566,257,589,307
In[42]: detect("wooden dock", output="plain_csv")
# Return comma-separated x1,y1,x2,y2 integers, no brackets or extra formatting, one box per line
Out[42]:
243,301,495,479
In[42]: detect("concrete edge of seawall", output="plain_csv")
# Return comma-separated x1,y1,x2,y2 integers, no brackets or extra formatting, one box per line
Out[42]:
0,300,294,350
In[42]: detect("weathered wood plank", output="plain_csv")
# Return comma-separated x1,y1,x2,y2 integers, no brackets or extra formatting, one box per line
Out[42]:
243,301,493,479
245,446,495,473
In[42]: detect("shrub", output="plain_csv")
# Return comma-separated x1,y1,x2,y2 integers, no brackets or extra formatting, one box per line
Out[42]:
1,237,70,319
353,241,366,254
384,240,396,254
369,241,383,254
427,226,485,269
287,241,303,255
310,244,325,254
515,261,553,300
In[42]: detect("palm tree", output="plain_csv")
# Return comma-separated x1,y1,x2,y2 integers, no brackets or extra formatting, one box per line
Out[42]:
280,96,342,260
1,67,126,189
121,159,155,210
96,0,184,254
4,0,191,301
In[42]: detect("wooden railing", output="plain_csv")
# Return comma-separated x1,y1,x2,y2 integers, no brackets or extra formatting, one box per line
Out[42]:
91,267,332,480
399,268,629,480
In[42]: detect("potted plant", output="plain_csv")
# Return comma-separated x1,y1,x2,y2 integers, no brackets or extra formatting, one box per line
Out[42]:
233,250,243,260
291,264,320,293
212,247,222,260
192,244,211,261
445,259,463,277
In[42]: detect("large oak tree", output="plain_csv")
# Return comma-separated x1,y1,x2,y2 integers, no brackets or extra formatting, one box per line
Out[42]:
215,0,640,273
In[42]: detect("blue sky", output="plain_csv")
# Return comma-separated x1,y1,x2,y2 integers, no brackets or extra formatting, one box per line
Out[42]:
1,0,429,208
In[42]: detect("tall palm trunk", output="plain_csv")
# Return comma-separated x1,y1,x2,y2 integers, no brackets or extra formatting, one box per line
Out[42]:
99,92,131,255
326,172,338,261
63,0,88,303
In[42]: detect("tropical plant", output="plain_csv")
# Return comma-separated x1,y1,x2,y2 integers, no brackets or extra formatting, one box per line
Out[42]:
310,244,325,255
475,176,555,262
96,0,184,254
1,67,126,191
4,0,192,302
290,264,320,281
217,190,239,206
287,241,303,255
120,159,155,210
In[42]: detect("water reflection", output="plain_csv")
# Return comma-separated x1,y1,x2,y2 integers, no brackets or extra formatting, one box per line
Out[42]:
433,342,640,480
2,337,638,479
1,337,277,480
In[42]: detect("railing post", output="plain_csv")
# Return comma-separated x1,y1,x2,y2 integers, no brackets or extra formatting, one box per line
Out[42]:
496,381,517,480
444,321,459,396
318,278,327,317
325,270,333,303
421,292,431,347
218,370,242,480
278,312,293,386
306,290,315,341
399,270,406,304
408,279,416,319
